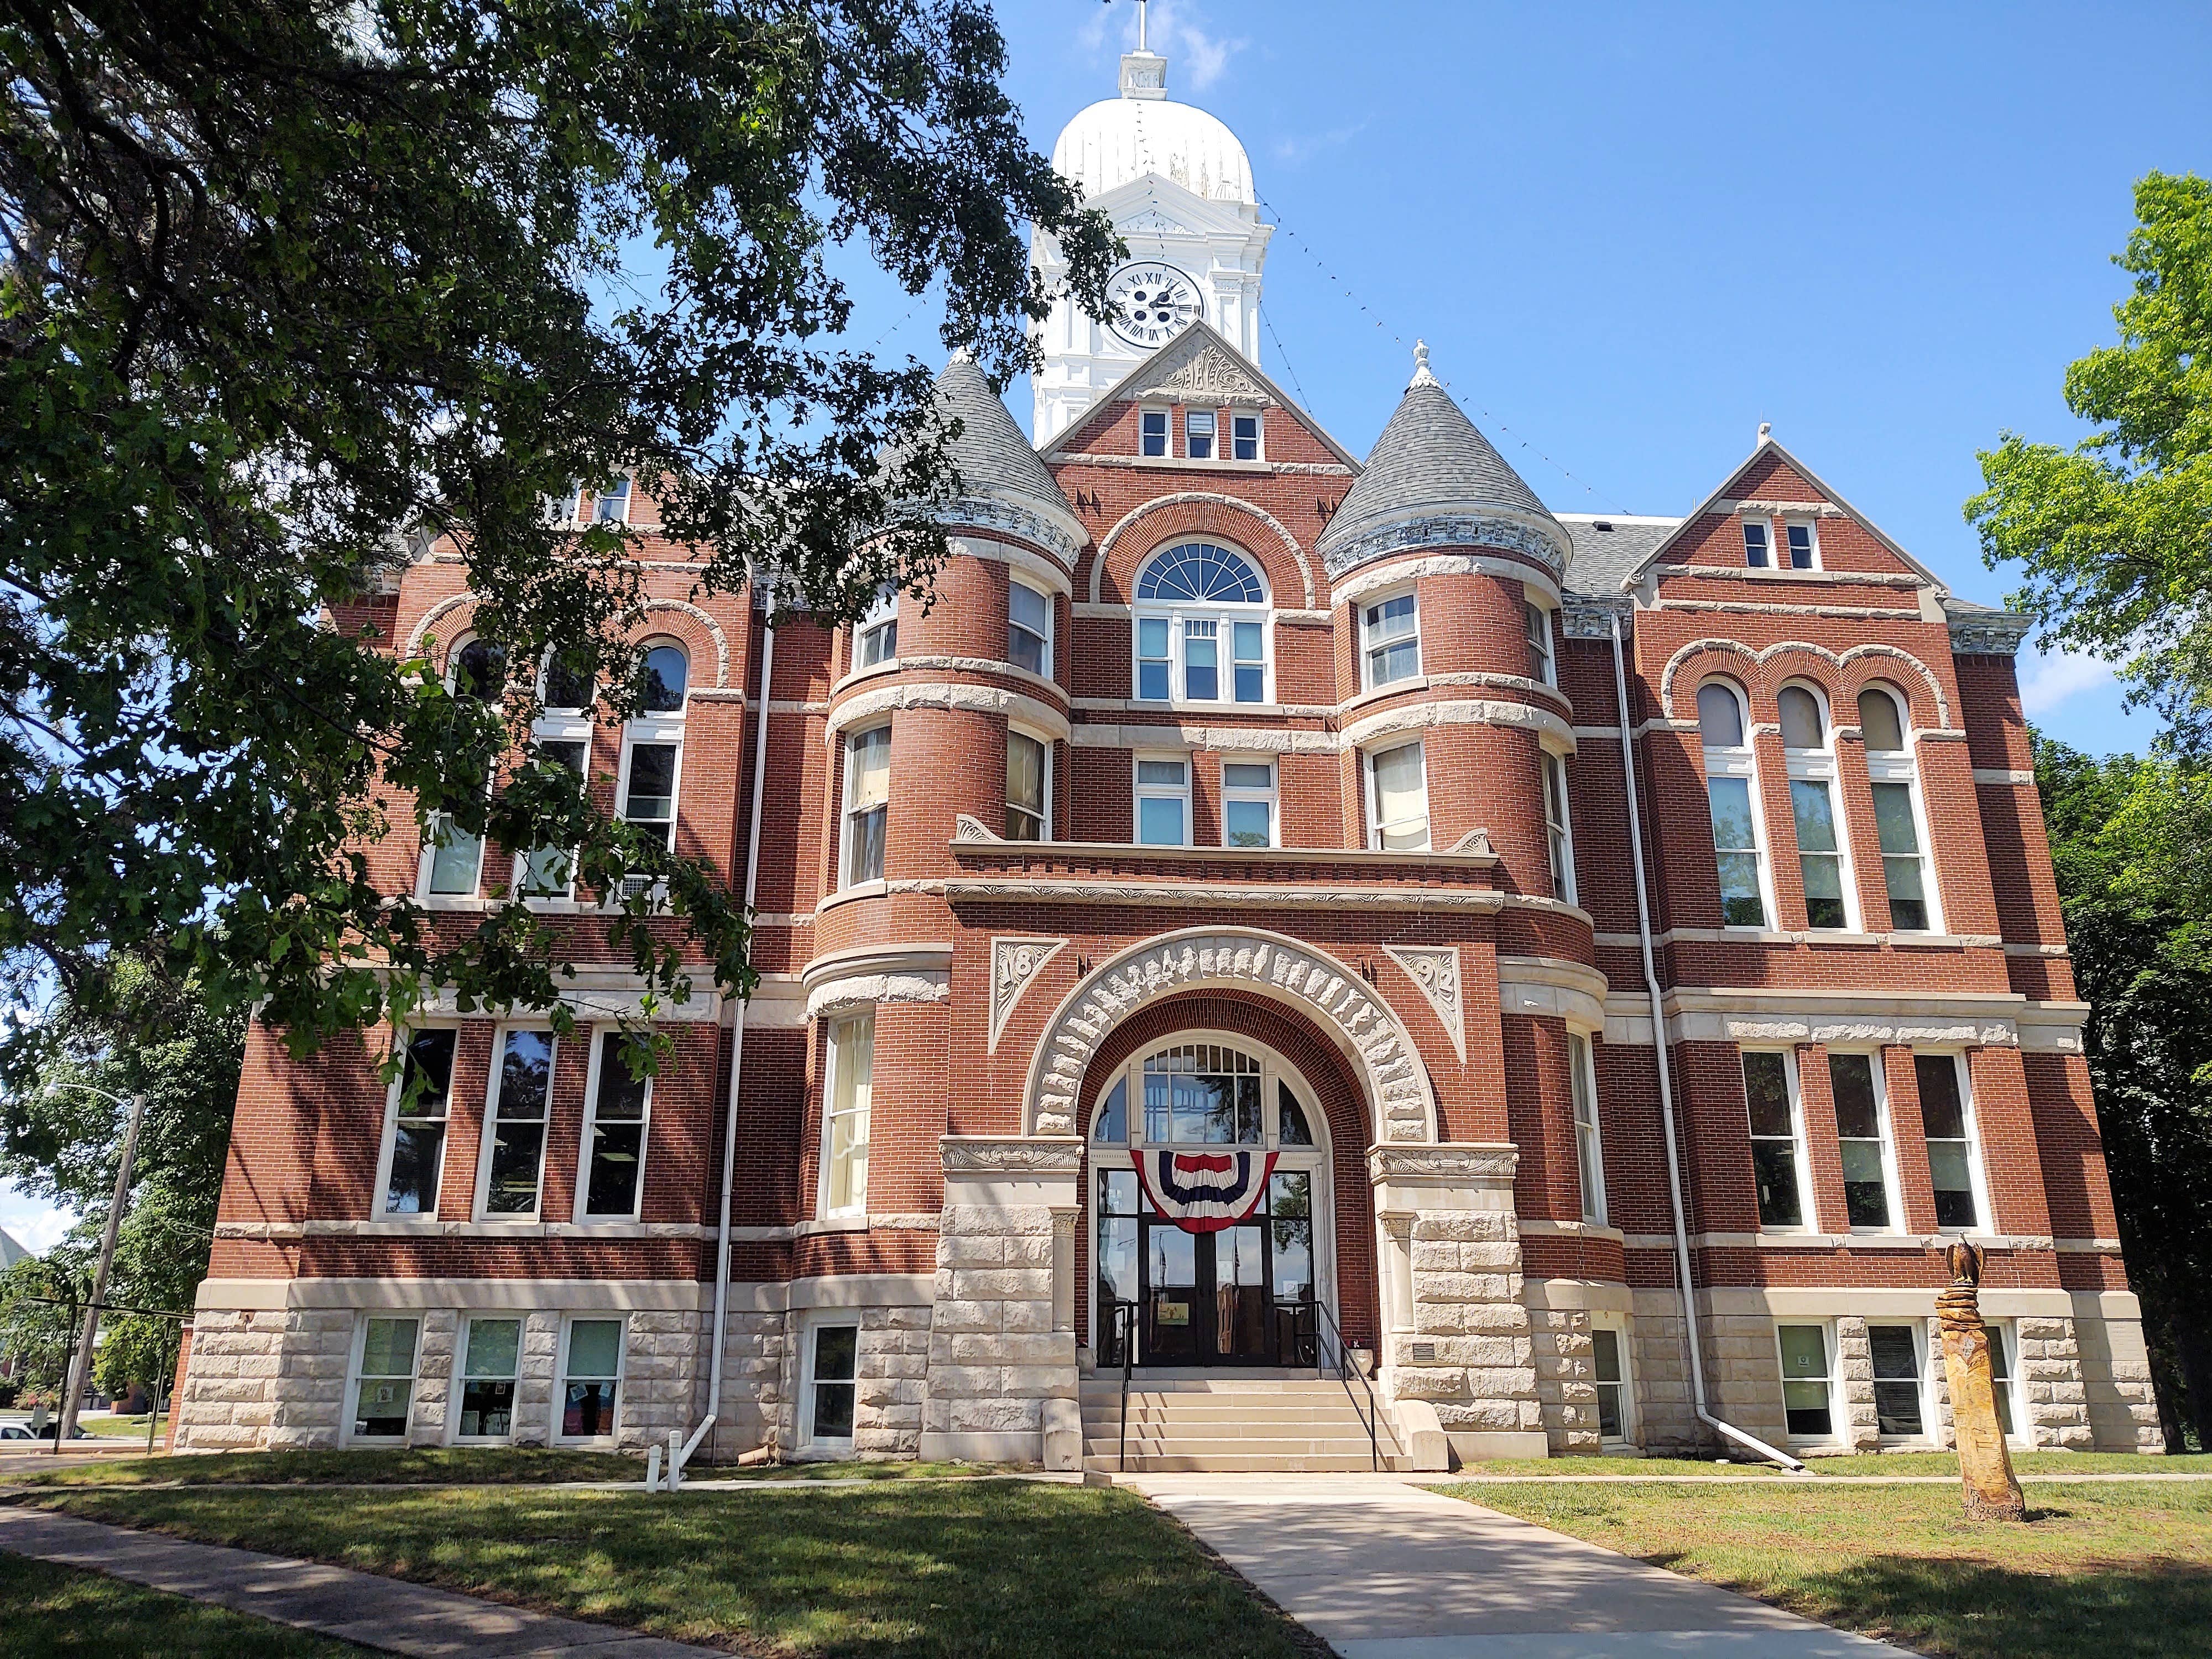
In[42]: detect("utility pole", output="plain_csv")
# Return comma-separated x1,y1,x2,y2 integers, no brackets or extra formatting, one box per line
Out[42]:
54,1092,145,1453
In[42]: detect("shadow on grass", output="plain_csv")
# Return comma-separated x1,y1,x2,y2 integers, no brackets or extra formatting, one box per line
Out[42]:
0,1552,372,1657
7,1447,641,1489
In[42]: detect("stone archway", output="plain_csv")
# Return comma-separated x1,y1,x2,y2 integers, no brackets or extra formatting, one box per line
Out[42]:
1023,927,1439,1144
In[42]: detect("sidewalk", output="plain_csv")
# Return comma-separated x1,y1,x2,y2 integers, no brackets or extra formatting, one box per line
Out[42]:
1125,1473,1910,1657
0,1506,717,1657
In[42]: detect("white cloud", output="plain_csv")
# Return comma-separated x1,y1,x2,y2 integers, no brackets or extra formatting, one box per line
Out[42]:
0,1181,74,1255
2018,646,2116,716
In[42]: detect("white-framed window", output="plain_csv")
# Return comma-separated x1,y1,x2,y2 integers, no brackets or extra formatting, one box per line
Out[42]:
557,1316,624,1442
478,1027,555,1219
1869,1322,1929,1439
453,1316,521,1442
348,1314,420,1443
379,1027,456,1218
1185,407,1217,459
550,483,585,525
613,641,688,886
856,585,898,669
521,646,595,898
1829,1051,1899,1231
1135,754,1191,847
1984,1320,2023,1441
1366,740,1430,851
1140,407,1170,458
841,724,891,886
1006,726,1050,842
804,1322,859,1445
821,1013,874,1218
1743,519,1772,568
1914,1052,1986,1230
1132,543,1270,706
1776,1322,1839,1441
1526,600,1555,686
578,1030,651,1222
1569,1030,1605,1225
1541,749,1576,904
1009,581,1052,677
1590,1319,1632,1443
1784,519,1820,570
1362,591,1420,688
1743,1049,1813,1230
1222,759,1276,849
593,475,632,524
421,636,507,899
1780,684,1852,931
1698,680,1770,928
1231,411,1262,461
1858,684,1938,932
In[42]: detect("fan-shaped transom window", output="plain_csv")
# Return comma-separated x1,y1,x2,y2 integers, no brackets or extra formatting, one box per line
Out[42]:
1089,1040,1323,1152
1136,543,1265,605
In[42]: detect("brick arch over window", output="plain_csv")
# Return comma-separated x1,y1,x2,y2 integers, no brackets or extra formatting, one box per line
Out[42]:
404,594,730,690
1088,493,1316,609
1074,989,1381,1352
1658,638,1952,730
1024,926,1438,1143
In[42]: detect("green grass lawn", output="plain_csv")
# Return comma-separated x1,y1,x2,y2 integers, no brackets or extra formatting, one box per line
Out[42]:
4,1447,643,1488
1439,1477,2212,1658
0,1551,374,1657
1448,1449,2212,1478
75,1415,166,1440
14,1480,1318,1657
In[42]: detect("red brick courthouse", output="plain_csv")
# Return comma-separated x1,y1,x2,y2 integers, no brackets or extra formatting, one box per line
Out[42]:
173,43,2158,1467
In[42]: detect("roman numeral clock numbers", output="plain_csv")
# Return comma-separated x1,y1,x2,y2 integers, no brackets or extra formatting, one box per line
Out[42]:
1105,263,1204,348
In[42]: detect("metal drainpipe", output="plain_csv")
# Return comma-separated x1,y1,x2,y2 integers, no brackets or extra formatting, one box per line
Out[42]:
678,612,776,1479
1609,608,1804,1473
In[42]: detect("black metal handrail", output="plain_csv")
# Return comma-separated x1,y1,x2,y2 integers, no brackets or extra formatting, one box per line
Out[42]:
1310,1296,1380,1470
1108,1299,1138,1472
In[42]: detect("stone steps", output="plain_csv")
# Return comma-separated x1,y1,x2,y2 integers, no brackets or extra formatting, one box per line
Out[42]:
1079,1373,1402,1472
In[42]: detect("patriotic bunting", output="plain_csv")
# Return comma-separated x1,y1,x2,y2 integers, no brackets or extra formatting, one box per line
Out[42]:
1133,1147,1280,1234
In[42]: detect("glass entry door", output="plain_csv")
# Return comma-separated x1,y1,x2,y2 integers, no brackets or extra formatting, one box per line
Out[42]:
1098,1166,1317,1367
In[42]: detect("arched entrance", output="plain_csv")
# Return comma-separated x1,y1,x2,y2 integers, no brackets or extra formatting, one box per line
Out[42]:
1086,1031,1336,1368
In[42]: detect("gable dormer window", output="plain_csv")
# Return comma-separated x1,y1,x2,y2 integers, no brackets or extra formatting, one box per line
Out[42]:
1185,408,1216,460
1140,408,1169,458
1232,413,1261,461
1743,520,1771,568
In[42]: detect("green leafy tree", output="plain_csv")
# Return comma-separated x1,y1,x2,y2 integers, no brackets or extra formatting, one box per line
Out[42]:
0,0,1116,1067
1968,171,2212,750
2035,735,2212,1451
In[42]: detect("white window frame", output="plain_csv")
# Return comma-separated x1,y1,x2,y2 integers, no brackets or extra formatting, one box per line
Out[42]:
1589,1315,1634,1445
1008,580,1052,680
1365,740,1431,852
800,1318,860,1449
1914,1049,1991,1233
375,1026,457,1220
448,1314,524,1445
1569,1029,1606,1225
1864,728,1942,933
855,585,898,670
1827,1048,1902,1234
1230,410,1264,462
518,685,592,902
1868,1319,1934,1443
840,724,892,888
1005,723,1051,843
819,1011,874,1219
1744,1047,1817,1233
1185,406,1217,460
554,1314,627,1445
418,635,498,904
1982,1318,2028,1444
1361,589,1421,690
474,1026,557,1222
1783,518,1822,570
1130,547,1272,709
1526,599,1556,687
1139,406,1170,458
1775,1319,1842,1446
1134,752,1192,848
592,475,632,524
575,1029,653,1224
1780,682,1857,932
1220,758,1278,849
345,1313,421,1446
1541,747,1576,904
1699,680,1775,930
1742,517,1773,568
611,717,684,905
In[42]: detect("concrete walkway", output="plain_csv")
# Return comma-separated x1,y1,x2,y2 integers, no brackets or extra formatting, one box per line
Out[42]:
0,1506,717,1657
1126,1473,1909,1658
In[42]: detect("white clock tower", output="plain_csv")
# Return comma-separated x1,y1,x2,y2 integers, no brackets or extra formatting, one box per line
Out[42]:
1030,23,1272,444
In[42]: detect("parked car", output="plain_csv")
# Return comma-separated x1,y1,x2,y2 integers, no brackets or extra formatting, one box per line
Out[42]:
0,1421,93,1441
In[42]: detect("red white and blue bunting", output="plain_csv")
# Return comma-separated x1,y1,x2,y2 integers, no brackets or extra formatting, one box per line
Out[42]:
1132,1149,1280,1234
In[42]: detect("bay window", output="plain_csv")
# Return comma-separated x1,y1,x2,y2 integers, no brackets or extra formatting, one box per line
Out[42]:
1009,581,1051,677
1363,592,1420,688
842,725,891,885
1006,728,1049,842
822,1013,874,1218
1526,601,1555,686
1367,741,1430,851
1541,750,1575,903
1569,1031,1605,1225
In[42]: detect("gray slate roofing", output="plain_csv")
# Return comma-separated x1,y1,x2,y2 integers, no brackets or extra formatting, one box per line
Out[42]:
0,1227,27,1270
1316,377,1558,560
1557,514,1681,597
907,351,1073,517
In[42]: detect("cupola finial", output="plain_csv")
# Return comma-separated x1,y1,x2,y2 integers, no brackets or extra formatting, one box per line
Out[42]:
1118,0,1167,99
1757,420,1773,446
1408,339,1438,389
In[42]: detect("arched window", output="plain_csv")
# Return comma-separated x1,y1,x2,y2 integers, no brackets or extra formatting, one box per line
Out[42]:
639,643,688,713
1697,680,1767,928
1133,542,1270,705
1856,682,1936,931
618,641,690,872
451,637,507,702
1779,684,1850,930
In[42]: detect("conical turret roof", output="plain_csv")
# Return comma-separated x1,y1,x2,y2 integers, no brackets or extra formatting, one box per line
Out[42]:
884,351,1082,567
1316,345,1568,577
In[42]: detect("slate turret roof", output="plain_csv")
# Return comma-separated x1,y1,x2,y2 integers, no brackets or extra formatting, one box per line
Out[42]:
927,349,1073,514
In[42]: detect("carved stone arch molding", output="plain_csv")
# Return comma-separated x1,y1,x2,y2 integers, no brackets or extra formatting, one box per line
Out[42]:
1022,926,1439,1143
404,594,479,660
1089,493,1317,609
403,593,730,690
1657,637,1952,729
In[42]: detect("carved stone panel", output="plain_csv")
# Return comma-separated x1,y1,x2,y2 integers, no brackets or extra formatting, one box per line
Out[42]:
989,936,1068,1053
1385,945,1465,1063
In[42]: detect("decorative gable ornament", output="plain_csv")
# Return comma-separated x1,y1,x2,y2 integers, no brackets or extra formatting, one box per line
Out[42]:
1133,1148,1281,1234
1132,336,1272,408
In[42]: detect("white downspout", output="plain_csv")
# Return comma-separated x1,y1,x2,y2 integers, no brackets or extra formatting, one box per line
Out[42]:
1609,609,1804,1473
675,613,776,1481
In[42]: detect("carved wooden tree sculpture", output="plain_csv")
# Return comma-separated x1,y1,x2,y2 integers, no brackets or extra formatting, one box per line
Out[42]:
1939,1241,2027,1521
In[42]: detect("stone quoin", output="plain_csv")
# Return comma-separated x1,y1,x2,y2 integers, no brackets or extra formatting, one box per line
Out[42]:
171,34,2157,1470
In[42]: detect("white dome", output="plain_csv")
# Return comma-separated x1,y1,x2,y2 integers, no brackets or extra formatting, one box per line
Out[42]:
1052,91,1255,208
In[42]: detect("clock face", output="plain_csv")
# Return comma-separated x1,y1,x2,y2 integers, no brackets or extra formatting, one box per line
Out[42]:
1105,262,1204,349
